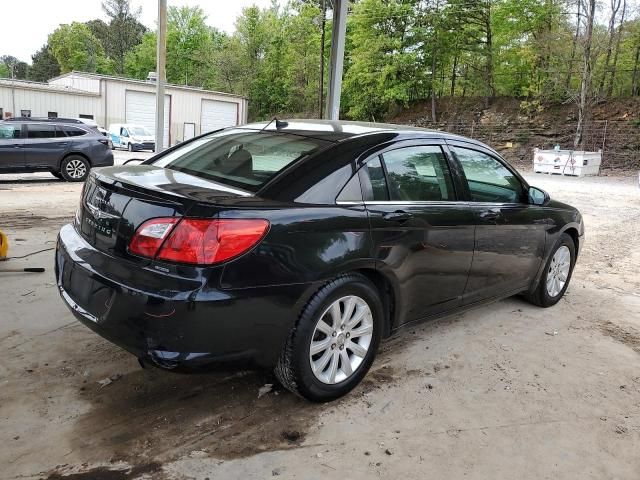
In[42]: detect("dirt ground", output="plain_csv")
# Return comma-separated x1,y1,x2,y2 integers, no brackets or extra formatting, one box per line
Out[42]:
1,158,639,479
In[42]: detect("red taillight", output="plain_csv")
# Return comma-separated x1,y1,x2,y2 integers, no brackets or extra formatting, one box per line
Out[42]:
129,217,269,265
129,218,180,258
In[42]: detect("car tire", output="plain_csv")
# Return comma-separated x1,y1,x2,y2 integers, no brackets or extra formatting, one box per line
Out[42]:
60,156,90,182
525,233,576,308
51,171,63,180
128,143,133,152
275,273,384,402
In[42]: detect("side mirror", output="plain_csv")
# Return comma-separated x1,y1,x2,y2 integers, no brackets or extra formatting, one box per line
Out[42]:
528,186,550,206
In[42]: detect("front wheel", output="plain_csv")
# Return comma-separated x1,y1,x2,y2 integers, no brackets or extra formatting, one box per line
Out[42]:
525,233,576,307
275,274,384,402
127,143,133,152
60,156,90,182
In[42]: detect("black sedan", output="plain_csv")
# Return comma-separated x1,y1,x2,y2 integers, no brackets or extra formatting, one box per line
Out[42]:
55,120,584,402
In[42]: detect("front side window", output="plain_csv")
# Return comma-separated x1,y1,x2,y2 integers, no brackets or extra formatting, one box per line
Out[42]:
453,146,524,203
129,126,152,136
27,124,56,139
382,146,454,201
153,129,329,192
0,123,21,139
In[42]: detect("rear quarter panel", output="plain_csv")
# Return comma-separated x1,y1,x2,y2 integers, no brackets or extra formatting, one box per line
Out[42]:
215,204,374,289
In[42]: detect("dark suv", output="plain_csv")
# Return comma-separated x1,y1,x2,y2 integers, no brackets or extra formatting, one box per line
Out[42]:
0,118,114,182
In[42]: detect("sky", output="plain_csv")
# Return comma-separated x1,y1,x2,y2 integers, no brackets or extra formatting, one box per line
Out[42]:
1,0,275,63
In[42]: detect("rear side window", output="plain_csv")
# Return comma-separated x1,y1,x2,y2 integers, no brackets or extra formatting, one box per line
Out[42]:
153,129,329,192
27,124,56,139
0,123,21,139
453,146,524,203
382,146,454,201
63,126,87,137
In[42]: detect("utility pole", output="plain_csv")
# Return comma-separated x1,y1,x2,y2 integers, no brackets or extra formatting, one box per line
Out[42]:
325,0,348,120
155,0,167,153
318,0,326,119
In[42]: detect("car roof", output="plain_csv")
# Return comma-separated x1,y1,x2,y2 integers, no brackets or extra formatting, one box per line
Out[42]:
3,117,84,124
241,118,478,144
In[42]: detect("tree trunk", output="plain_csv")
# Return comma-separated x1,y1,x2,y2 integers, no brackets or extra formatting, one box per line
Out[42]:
565,0,581,92
575,0,596,149
461,65,468,98
318,0,326,119
450,53,458,96
430,0,440,122
598,0,621,97
631,44,640,96
484,1,494,109
606,0,626,97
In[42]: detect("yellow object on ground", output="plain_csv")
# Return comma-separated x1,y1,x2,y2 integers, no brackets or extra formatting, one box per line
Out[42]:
0,229,8,260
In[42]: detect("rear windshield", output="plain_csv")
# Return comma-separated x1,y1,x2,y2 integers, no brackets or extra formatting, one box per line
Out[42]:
152,129,330,192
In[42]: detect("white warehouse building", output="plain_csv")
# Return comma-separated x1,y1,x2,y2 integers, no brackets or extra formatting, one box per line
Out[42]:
0,71,248,148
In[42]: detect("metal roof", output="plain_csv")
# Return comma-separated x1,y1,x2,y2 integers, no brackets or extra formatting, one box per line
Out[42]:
0,78,99,96
48,71,247,100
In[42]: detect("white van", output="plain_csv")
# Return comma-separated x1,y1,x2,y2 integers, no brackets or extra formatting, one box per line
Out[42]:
108,124,156,152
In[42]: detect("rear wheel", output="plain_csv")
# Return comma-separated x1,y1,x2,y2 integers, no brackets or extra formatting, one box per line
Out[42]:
275,274,383,402
525,233,576,307
60,156,90,182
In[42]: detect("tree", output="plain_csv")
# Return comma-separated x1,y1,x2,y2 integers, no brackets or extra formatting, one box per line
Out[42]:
1,55,27,79
48,22,113,73
124,6,214,86
124,31,156,79
102,0,146,74
28,44,61,82
167,6,213,85
575,0,597,148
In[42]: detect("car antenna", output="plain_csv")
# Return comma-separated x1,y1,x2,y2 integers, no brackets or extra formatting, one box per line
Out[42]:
261,117,288,131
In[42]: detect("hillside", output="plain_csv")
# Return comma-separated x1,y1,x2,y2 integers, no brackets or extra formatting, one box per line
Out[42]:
389,98,640,173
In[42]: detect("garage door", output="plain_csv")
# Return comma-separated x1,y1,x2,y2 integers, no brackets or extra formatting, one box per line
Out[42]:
125,90,170,148
201,100,238,134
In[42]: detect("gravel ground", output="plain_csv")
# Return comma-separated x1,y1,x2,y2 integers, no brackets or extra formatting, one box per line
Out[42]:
0,164,639,480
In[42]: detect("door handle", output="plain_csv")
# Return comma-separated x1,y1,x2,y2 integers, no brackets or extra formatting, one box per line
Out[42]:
480,209,501,220
382,211,413,223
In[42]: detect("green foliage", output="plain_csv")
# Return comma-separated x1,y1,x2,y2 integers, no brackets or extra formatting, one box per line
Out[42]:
6,0,640,122
1,55,28,79
102,0,147,74
48,22,113,73
124,31,156,79
28,44,61,82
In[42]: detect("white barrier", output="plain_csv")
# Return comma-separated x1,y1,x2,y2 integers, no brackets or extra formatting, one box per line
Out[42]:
533,149,601,176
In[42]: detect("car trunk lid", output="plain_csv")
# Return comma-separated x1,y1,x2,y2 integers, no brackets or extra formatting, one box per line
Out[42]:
77,166,250,260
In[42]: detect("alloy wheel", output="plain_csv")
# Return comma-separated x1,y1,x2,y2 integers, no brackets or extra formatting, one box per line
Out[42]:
65,159,87,180
309,295,374,384
546,245,571,297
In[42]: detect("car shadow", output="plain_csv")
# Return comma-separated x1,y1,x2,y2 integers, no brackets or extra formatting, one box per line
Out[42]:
52,295,534,475
0,177,61,185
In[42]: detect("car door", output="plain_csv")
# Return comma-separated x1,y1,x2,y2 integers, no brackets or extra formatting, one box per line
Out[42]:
360,142,475,323
447,142,546,304
0,122,25,169
24,123,69,168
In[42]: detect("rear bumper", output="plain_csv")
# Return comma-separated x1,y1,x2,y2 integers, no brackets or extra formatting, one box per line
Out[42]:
131,142,155,151
55,224,312,369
